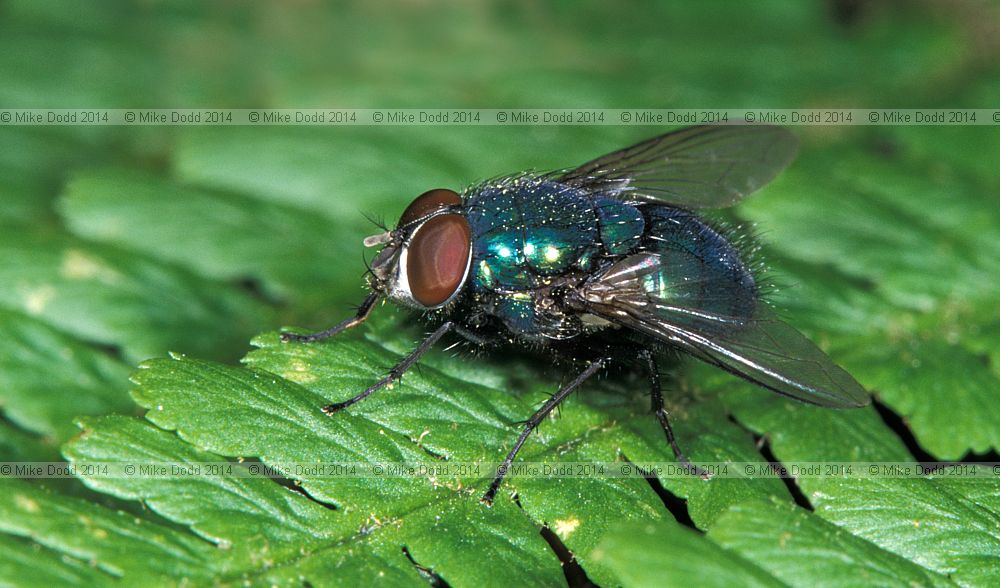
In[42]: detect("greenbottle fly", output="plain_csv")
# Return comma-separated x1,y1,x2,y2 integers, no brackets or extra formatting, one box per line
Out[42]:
283,125,870,505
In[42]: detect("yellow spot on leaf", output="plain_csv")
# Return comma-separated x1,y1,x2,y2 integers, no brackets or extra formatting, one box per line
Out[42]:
22,285,55,315
61,249,121,284
553,517,580,538
282,359,318,384
15,495,39,513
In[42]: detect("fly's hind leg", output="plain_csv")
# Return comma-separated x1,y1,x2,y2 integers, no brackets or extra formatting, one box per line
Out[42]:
482,357,609,505
640,349,711,480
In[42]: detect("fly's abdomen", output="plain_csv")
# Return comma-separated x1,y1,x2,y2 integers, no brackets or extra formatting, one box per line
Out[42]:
640,206,757,329
595,198,645,254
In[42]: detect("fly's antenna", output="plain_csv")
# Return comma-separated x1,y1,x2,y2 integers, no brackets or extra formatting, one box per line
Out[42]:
361,211,393,248
363,231,392,247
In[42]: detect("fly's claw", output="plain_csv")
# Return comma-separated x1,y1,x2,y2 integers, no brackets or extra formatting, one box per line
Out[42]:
321,403,344,416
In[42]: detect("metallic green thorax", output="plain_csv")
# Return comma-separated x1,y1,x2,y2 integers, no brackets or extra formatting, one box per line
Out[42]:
459,175,754,341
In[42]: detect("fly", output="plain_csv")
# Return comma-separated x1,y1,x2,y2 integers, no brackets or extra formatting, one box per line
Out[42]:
282,125,870,505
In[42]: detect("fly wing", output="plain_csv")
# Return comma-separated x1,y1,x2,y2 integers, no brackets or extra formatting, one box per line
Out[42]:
557,125,799,209
579,253,869,407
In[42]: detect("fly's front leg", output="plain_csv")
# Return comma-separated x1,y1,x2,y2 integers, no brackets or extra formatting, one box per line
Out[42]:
641,349,711,480
322,321,454,415
281,292,380,343
482,357,609,506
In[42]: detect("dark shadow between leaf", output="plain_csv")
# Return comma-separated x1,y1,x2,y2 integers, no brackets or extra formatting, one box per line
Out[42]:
753,433,814,512
233,275,283,306
869,397,1000,462
239,457,338,511
827,0,867,29
618,454,699,531
510,493,599,588
402,546,451,587
725,414,814,511
539,523,599,588
870,397,936,462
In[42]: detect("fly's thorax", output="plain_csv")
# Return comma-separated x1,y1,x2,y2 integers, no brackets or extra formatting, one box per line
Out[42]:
368,189,473,311
455,175,652,341
464,177,647,294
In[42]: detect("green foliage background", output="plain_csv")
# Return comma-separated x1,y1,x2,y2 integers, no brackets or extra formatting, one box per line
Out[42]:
0,1,998,586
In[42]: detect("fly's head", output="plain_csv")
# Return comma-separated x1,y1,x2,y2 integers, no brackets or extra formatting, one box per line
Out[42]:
365,189,472,311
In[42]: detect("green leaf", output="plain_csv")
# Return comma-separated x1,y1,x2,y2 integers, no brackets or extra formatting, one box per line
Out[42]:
738,142,1000,459
706,498,956,587
64,416,345,557
810,478,1000,586
245,331,785,577
714,367,1000,585
63,409,562,586
855,337,1000,457
0,309,132,442
44,329,782,586
0,421,60,463
0,227,270,363
0,477,222,585
174,128,450,215
593,519,783,588
0,533,114,588
59,168,369,312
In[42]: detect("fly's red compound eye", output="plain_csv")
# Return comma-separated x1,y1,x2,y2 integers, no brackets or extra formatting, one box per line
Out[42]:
399,188,461,226
406,214,471,307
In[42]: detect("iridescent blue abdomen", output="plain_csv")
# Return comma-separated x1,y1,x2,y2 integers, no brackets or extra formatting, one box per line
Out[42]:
640,207,757,332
